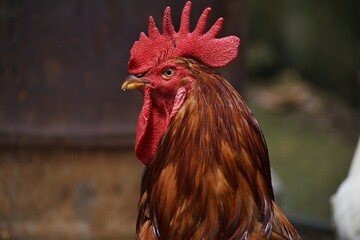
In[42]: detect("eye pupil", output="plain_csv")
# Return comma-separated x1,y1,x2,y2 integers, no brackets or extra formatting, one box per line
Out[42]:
162,68,175,80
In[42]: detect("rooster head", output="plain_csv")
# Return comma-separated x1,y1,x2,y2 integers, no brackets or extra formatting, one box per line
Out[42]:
122,1,240,165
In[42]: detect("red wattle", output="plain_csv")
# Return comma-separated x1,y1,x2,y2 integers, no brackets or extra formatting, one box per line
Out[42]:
135,88,168,165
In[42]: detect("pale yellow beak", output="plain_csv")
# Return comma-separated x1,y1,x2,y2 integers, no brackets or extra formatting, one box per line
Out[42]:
121,75,150,91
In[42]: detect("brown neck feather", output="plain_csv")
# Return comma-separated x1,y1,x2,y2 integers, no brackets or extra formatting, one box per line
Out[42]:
138,58,275,239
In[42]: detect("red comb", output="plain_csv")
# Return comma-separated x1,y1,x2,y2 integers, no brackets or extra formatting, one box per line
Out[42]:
128,1,240,75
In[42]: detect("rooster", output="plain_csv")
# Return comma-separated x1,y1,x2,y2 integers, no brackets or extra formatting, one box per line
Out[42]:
121,2,301,239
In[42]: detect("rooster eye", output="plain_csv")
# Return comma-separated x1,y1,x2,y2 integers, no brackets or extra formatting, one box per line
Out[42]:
162,68,175,80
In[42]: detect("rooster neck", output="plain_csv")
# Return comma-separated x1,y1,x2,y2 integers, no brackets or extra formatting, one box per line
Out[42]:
152,63,274,198
138,61,277,239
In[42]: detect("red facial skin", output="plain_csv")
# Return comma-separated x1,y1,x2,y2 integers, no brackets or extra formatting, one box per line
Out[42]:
134,58,194,165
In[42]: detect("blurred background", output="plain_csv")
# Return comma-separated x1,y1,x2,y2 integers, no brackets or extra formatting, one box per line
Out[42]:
0,0,359,239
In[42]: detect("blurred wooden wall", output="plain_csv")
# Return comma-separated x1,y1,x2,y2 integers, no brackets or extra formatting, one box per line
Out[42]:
0,0,248,146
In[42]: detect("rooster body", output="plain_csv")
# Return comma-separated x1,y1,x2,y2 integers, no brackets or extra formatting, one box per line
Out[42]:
122,2,301,239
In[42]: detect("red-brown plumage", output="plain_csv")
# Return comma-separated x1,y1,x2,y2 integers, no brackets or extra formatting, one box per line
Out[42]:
122,2,301,239
133,58,300,239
